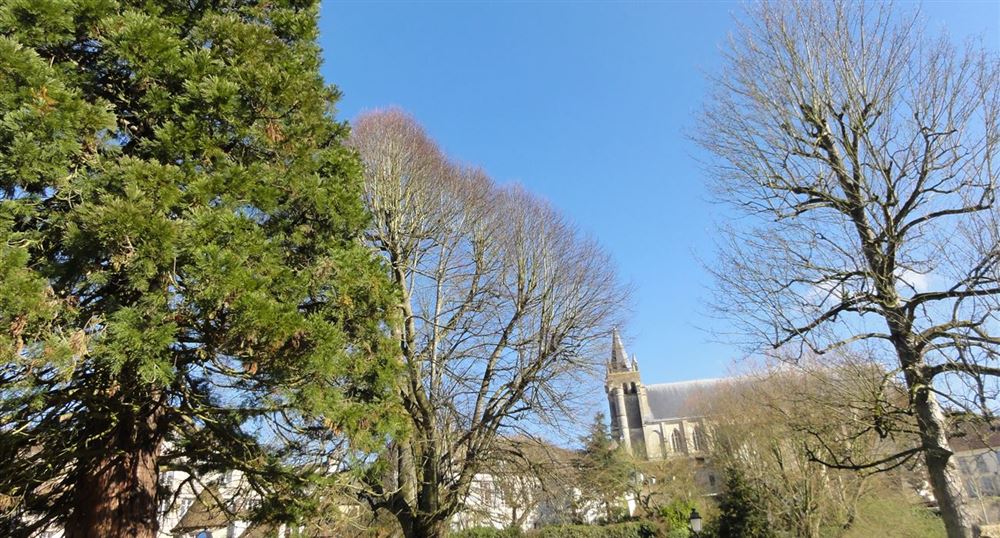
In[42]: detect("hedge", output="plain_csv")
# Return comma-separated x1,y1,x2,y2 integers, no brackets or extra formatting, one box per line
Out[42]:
532,521,658,538
451,527,524,538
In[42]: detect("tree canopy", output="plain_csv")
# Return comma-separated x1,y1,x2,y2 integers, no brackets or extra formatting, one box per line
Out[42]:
351,108,628,538
0,1,400,536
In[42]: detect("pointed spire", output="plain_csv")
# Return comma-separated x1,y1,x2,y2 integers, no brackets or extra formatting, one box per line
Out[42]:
611,328,630,370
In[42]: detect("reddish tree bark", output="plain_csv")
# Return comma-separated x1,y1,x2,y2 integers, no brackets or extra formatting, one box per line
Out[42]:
65,401,163,538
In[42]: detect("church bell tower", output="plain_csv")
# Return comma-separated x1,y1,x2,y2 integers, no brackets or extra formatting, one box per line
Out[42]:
604,329,651,458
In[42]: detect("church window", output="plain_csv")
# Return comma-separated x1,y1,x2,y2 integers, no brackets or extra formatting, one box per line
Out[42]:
671,429,684,452
693,425,707,452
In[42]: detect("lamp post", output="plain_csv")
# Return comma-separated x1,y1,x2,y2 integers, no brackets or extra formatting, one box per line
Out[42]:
689,507,702,537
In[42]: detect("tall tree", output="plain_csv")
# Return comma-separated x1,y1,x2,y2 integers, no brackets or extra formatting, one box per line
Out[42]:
715,466,776,538
697,1,999,536
0,1,400,537
578,412,632,521
350,109,627,538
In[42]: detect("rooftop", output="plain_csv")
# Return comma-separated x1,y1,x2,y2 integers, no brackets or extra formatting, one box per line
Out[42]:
645,378,728,421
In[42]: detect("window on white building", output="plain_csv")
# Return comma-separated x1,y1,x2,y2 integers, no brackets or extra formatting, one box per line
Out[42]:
977,454,990,473
981,476,998,496
482,480,495,506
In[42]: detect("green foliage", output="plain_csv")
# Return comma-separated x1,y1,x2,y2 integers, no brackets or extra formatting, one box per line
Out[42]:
715,466,775,538
451,524,660,538
658,498,695,537
0,0,400,532
451,527,524,538
532,521,658,538
578,412,634,521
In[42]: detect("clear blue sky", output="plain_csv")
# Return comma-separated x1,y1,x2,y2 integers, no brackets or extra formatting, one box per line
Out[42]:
318,1,1000,389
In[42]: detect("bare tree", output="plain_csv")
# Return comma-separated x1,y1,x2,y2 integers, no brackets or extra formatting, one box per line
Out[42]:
705,361,919,537
350,109,627,537
696,2,999,536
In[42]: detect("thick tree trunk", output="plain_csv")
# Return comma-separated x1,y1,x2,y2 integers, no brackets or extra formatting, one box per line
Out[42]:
396,511,449,538
66,399,162,538
912,386,975,538
385,450,452,538
885,305,974,538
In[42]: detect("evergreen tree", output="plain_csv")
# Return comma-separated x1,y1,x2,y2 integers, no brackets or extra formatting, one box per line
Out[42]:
579,412,632,521
715,466,774,538
0,1,400,537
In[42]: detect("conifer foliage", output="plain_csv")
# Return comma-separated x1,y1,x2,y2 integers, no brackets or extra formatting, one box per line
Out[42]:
714,467,774,538
578,413,631,521
0,1,399,536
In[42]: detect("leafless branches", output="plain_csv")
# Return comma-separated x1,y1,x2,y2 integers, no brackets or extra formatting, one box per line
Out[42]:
350,108,627,537
697,2,999,536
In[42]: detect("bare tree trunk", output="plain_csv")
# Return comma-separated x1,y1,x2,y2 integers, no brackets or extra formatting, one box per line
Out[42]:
911,382,974,538
397,515,449,538
897,329,974,538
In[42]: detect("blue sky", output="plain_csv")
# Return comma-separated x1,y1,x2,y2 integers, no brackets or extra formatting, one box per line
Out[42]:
319,1,1000,389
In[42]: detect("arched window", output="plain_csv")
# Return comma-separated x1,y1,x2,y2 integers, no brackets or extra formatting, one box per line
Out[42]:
671,429,684,453
693,425,707,452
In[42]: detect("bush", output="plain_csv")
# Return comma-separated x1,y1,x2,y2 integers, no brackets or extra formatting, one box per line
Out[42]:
531,520,658,538
452,527,524,538
658,498,695,537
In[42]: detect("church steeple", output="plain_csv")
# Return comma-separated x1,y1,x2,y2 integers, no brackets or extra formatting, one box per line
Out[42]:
610,328,631,371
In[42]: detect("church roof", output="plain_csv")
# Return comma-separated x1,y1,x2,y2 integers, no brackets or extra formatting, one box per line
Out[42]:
645,378,726,421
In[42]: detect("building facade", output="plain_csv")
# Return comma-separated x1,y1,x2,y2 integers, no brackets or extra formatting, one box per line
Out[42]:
605,330,719,462
952,423,1000,528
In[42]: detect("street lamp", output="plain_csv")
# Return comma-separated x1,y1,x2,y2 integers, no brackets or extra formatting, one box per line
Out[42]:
689,507,703,536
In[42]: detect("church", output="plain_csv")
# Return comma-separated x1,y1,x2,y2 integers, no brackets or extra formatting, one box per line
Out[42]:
605,330,721,461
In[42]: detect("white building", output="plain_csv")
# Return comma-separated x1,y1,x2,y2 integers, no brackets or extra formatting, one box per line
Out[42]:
952,423,1000,527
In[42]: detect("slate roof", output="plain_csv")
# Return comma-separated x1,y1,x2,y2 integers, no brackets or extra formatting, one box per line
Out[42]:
645,378,727,421
949,421,1000,453
172,486,231,534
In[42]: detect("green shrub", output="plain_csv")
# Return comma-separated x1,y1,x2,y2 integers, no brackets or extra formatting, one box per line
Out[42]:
531,520,658,538
658,498,695,536
451,527,524,538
